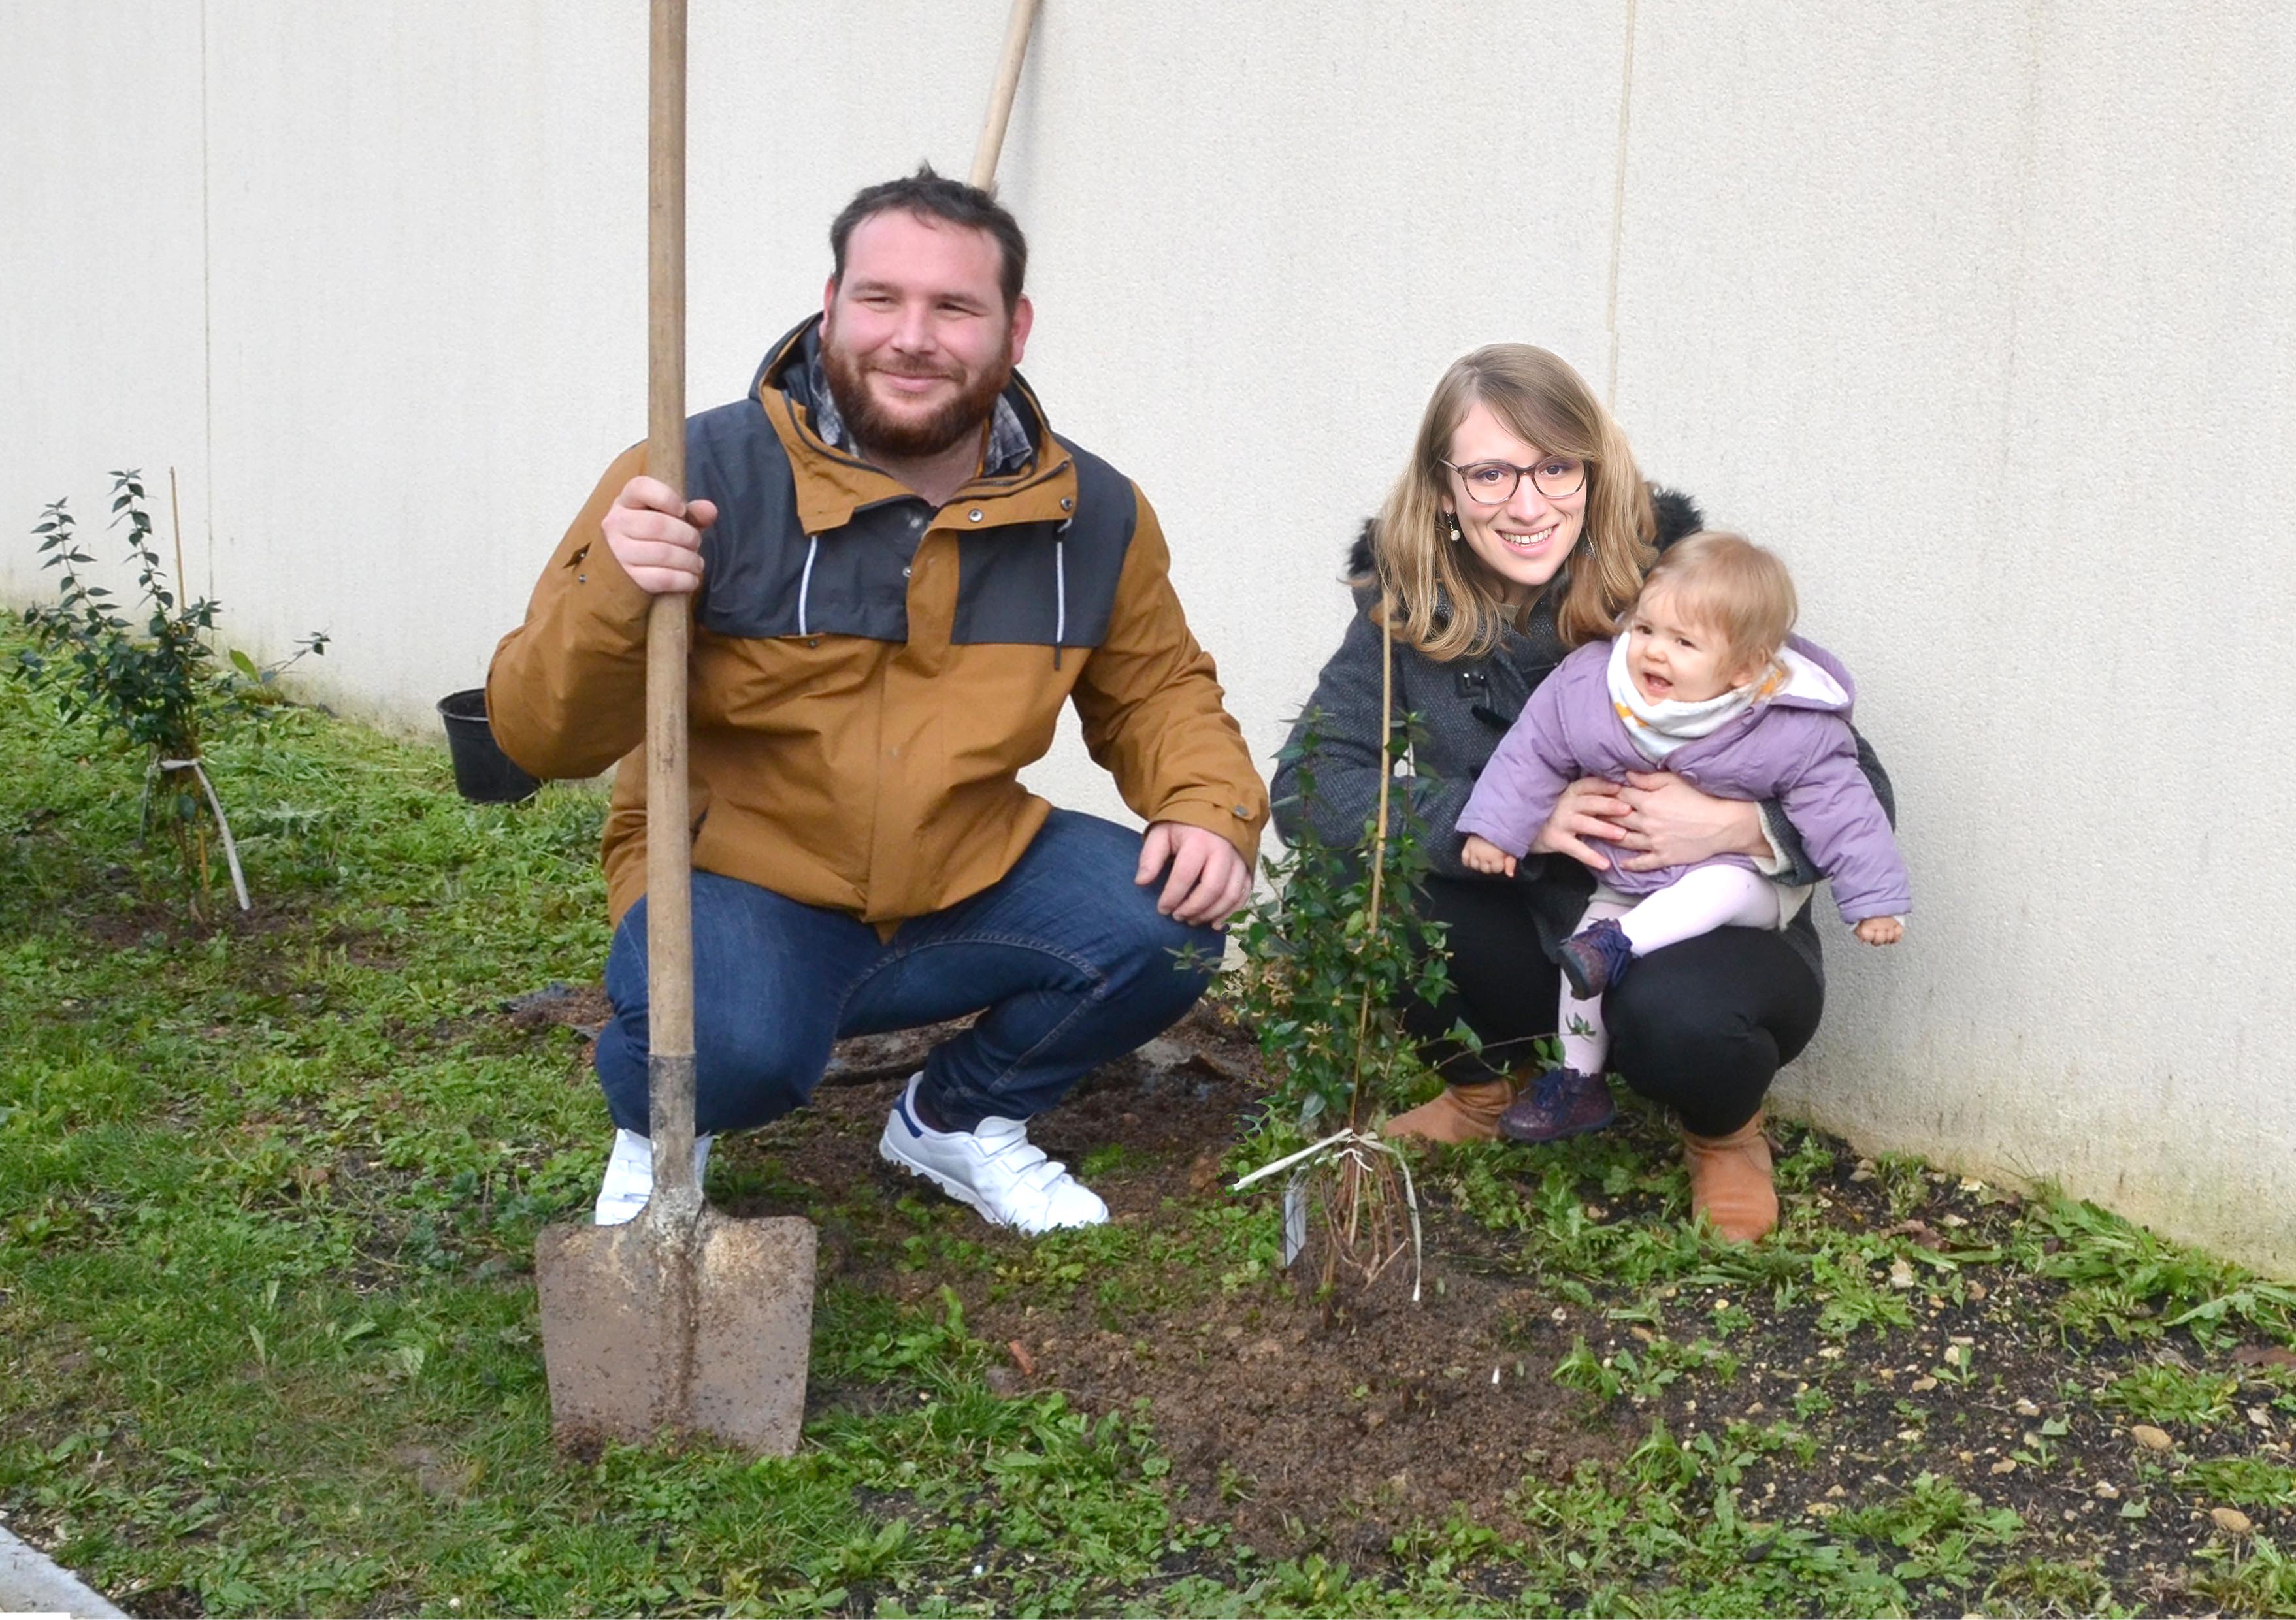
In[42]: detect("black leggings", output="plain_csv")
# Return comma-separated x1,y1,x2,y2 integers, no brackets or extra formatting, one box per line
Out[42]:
1402,875,1823,1137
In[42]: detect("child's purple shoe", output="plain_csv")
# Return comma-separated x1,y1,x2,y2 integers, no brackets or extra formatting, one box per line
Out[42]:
1498,1067,1618,1143
1557,916,1635,999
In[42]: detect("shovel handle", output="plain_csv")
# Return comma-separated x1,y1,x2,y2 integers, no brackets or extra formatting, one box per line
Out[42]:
969,0,1041,189
644,0,701,1216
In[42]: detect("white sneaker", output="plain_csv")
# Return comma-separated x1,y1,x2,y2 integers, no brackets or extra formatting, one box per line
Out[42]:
593,1127,714,1225
877,1073,1108,1235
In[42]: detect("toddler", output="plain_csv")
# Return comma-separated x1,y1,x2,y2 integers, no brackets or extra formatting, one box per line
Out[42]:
1455,530,1909,1143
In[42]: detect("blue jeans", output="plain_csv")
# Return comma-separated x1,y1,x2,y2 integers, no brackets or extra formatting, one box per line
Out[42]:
594,810,1222,1135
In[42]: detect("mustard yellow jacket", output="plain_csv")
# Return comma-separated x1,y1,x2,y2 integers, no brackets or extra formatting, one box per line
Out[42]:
487,318,1267,928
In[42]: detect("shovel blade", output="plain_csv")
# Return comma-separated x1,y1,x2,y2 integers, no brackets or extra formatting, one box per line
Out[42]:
535,1210,817,1454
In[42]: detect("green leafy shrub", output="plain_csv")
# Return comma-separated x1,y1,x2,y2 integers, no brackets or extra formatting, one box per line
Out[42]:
1230,713,1456,1141
1224,686,1458,1293
15,469,325,913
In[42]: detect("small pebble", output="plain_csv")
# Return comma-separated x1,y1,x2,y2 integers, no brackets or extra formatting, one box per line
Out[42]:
2212,1506,2254,1536
2131,1425,2173,1453
2014,1397,2042,1417
1990,1459,2018,1474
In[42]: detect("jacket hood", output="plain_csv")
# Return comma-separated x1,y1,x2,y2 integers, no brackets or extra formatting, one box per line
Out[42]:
749,315,1055,468
1771,634,1857,711
1345,483,1705,581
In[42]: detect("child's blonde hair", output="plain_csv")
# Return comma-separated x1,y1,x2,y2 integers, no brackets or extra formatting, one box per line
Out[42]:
1636,530,1798,674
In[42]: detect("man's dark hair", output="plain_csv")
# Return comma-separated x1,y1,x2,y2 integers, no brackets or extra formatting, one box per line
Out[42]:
828,164,1029,312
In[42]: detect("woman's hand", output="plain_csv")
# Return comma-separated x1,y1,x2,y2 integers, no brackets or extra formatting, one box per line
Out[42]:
1528,777,1633,871
1613,771,1769,871
1460,834,1518,878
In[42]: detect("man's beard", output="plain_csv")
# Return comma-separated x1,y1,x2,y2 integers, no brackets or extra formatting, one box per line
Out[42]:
821,334,1013,461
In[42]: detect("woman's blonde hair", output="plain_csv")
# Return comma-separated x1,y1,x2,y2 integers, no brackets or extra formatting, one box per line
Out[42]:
1367,344,1655,662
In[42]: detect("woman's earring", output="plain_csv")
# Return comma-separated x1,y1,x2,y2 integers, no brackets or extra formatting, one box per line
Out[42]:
1445,513,1464,544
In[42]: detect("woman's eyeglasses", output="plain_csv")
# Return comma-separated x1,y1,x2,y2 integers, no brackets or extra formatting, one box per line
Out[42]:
1440,457,1586,504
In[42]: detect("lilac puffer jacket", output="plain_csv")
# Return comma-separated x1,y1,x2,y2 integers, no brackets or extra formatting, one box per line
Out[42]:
1456,636,1911,923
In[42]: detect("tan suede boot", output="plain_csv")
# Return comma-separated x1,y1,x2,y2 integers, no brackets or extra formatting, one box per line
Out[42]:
1381,1078,1518,1145
1681,1114,1779,1242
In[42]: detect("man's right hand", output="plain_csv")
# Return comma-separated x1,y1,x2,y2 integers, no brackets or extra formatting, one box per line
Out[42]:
602,476,718,595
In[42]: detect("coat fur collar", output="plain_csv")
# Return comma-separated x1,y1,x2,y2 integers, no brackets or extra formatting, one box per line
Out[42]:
1345,485,1705,581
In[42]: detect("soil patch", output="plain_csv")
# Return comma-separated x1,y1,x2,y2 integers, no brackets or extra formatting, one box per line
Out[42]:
693,1006,1627,1563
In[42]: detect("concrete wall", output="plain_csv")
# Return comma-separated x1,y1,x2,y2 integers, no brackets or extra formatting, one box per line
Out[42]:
6,4,2292,1271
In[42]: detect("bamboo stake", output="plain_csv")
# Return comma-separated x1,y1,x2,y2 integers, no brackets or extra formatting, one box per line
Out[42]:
168,468,189,611
1345,608,1398,1127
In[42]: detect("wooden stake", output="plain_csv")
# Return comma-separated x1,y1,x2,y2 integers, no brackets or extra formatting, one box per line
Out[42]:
970,0,1042,188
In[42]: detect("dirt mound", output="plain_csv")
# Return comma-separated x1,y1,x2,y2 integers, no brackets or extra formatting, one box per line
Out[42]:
704,1006,1624,1562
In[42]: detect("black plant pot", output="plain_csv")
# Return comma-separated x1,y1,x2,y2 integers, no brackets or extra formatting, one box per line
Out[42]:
436,688,540,803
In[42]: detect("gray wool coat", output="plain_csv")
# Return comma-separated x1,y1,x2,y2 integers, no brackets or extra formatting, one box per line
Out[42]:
1269,490,1895,984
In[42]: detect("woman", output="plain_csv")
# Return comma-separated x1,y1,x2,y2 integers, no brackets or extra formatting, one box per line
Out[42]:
1270,345,1891,1241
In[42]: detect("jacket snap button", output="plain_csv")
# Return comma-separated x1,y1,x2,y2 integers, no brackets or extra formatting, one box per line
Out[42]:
902,565,912,579
1060,497,1073,511
968,508,984,522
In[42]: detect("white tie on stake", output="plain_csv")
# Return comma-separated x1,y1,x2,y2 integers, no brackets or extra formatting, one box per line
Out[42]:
1230,1128,1425,1303
156,756,250,912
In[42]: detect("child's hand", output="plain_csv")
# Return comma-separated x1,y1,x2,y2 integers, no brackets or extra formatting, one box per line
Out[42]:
1854,916,1903,946
1460,834,1517,878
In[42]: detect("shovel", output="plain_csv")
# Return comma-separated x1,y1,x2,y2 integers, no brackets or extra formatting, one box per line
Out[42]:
534,0,817,1455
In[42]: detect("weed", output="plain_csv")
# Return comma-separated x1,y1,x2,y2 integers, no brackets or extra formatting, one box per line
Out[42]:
2016,1191,2296,1348
2096,1364,2239,1427
1832,1472,2024,1596
2191,1533,2296,1614
1984,1555,2118,1615
2180,1455,2296,1508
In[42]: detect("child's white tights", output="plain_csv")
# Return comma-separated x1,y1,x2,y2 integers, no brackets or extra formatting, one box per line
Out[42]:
1558,864,1784,1075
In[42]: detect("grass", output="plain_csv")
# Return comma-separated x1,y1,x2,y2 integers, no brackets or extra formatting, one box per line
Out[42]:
7,643,2296,1616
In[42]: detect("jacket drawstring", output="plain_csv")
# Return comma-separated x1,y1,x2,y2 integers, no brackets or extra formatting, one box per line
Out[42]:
1053,518,1071,671
797,534,819,637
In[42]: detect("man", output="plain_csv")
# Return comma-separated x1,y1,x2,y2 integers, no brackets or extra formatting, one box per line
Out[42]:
487,168,1266,1235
